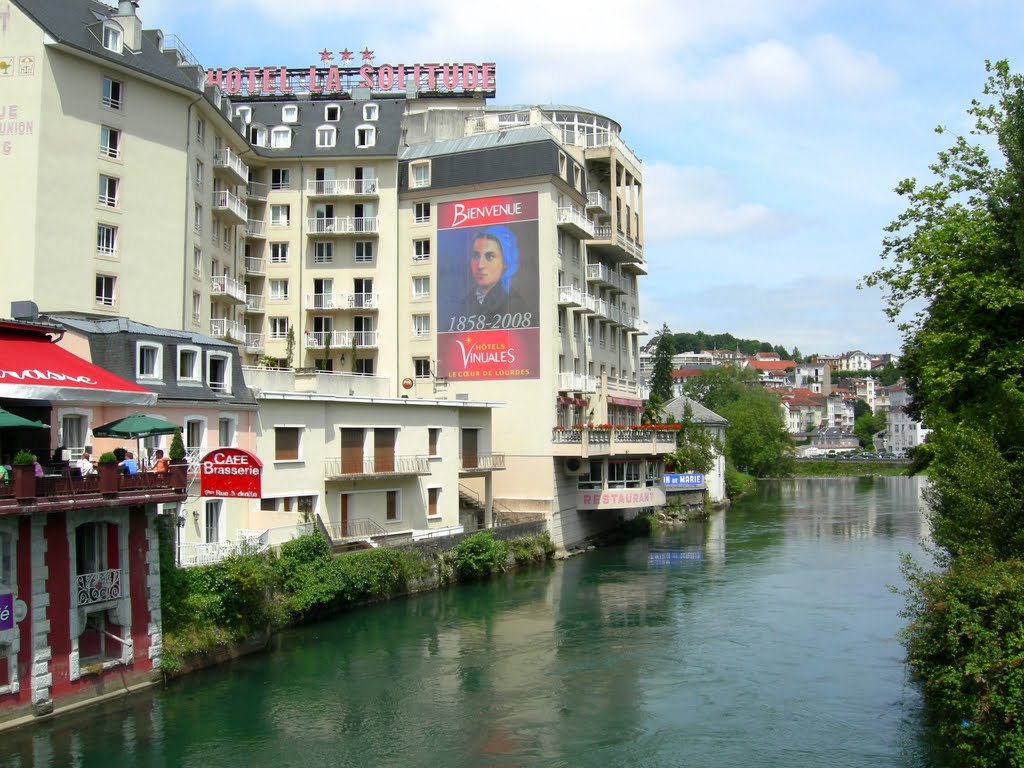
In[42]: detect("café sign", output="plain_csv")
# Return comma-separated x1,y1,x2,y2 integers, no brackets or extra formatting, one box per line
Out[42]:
200,448,263,499
577,487,665,511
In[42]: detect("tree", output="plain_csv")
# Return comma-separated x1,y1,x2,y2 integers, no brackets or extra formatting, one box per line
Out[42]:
854,410,885,448
648,323,675,406
168,429,185,462
682,365,755,413
285,326,296,368
863,60,1024,558
720,389,794,477
666,401,719,474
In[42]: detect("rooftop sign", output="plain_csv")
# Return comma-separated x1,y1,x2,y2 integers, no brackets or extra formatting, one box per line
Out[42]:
205,62,497,98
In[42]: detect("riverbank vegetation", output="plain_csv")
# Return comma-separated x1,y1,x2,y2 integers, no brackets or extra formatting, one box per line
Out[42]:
864,60,1024,765
159,527,554,675
791,460,909,478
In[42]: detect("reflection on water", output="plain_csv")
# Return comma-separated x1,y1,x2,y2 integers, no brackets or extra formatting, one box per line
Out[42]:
1,476,940,768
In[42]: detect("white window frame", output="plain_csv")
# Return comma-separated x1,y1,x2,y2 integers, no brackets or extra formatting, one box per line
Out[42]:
270,127,292,149
355,125,376,148
313,241,333,264
135,342,163,381
281,105,298,123
413,238,431,261
101,22,122,53
101,76,123,110
270,205,290,227
193,203,202,233
412,276,429,300
354,241,374,263
249,125,266,147
177,345,202,383
426,486,442,519
235,106,252,124
269,317,289,340
414,358,432,380
273,425,304,463
324,104,341,122
270,242,289,263
96,223,117,258
412,314,431,338
99,125,120,159
192,292,201,323
206,351,232,394
316,125,336,148
414,202,431,224
98,174,118,208
95,274,116,308
217,414,237,448
269,279,289,302
410,160,430,189
195,117,205,144
363,103,378,121
271,168,290,190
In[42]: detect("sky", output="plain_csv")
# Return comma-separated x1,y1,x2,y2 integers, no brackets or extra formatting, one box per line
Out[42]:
138,0,1024,357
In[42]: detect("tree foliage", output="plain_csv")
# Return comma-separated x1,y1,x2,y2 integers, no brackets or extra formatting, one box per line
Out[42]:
649,323,675,406
666,401,719,475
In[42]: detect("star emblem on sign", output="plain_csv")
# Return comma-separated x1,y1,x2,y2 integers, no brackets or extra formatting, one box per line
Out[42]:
361,48,374,62
339,49,353,62
319,49,334,62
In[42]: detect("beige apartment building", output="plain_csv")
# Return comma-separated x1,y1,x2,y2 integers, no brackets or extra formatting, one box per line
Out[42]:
3,0,675,548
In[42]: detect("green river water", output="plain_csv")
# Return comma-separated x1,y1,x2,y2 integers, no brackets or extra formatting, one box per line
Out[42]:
2,476,942,767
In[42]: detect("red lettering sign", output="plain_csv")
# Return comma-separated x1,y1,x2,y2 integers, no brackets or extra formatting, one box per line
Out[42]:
199,448,263,498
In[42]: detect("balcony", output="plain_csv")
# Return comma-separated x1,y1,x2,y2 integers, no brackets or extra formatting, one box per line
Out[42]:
324,455,429,479
77,568,121,606
583,131,643,173
212,189,247,226
245,219,266,239
0,467,187,514
210,274,246,304
306,293,379,311
589,226,646,274
586,262,626,294
244,256,265,275
245,333,264,352
211,317,245,343
306,217,379,236
586,190,609,214
304,330,379,349
551,425,678,458
305,178,379,198
213,148,249,186
247,181,268,200
245,294,264,313
242,366,391,398
556,206,595,239
557,285,582,307
558,372,598,392
459,452,506,473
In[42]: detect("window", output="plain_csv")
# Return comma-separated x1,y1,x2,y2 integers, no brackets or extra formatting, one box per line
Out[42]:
96,224,117,257
355,125,375,148
75,522,107,577
235,106,252,124
101,22,122,53
192,292,201,322
249,125,266,146
412,314,431,338
354,241,374,263
316,126,336,148
95,275,116,307
61,414,87,458
270,127,292,148
194,203,202,233
414,202,431,224
269,317,288,339
207,353,231,393
270,242,289,263
558,152,567,179
185,418,205,459
313,241,333,264
98,175,118,207
412,276,430,299
573,163,582,190
195,117,205,144
269,279,289,301
99,126,120,159
427,487,440,518
363,104,379,121
415,359,432,380
204,500,222,544
413,239,431,261
101,76,123,110
178,346,201,381
136,343,162,380
410,160,430,188
354,358,374,375
325,104,340,121
282,105,298,123
270,205,290,226
216,417,234,448
386,490,399,522
271,168,290,190
275,426,301,461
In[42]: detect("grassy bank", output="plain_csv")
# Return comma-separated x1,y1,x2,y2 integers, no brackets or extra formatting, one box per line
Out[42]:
792,460,910,477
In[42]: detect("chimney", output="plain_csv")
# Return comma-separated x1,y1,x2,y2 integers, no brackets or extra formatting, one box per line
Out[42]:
113,1,142,52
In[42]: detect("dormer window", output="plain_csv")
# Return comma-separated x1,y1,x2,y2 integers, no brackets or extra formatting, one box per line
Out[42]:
282,105,298,123
316,125,336,148
101,22,123,54
363,104,378,121
249,124,266,147
355,125,376,149
325,104,341,122
270,126,291,149
235,106,252,124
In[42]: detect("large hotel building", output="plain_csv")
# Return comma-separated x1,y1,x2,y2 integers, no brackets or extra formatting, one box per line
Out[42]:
2,0,674,549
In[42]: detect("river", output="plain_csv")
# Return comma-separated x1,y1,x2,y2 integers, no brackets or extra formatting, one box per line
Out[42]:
1,476,940,767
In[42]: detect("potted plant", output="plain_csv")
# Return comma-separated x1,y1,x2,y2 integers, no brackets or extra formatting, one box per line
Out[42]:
168,429,188,488
97,452,120,495
11,450,36,500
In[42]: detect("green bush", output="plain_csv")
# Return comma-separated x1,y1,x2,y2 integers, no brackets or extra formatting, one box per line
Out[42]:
725,462,757,498
11,450,33,466
508,533,555,564
899,553,1024,766
453,531,509,581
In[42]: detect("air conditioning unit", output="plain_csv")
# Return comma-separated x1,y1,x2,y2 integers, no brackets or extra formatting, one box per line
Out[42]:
564,457,591,476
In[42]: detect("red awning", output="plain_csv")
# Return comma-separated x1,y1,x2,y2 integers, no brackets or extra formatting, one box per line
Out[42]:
0,337,156,405
608,395,644,409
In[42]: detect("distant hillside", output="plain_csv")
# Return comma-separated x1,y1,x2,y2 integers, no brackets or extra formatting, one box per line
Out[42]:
662,331,803,363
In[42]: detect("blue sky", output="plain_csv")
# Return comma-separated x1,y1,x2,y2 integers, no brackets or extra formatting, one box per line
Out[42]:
140,0,1024,357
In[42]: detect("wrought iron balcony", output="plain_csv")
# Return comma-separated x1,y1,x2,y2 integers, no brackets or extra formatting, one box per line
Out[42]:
76,568,122,606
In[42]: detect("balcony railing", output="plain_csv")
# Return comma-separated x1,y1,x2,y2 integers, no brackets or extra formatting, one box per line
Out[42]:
591,226,645,265
76,568,122,606
552,426,678,448
558,372,598,392
244,256,265,275
305,178,379,196
306,292,379,310
324,455,429,477
210,274,246,303
460,452,506,471
212,189,247,224
556,206,595,238
319,516,388,542
245,294,264,313
245,333,264,352
586,262,626,293
587,190,609,213
210,317,245,343
0,467,187,512
247,181,268,200
245,219,266,239
304,330,379,348
213,148,249,184
306,217,379,235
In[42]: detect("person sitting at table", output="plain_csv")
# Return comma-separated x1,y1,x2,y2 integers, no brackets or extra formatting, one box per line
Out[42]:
76,449,97,477
151,449,169,475
119,452,139,475
31,454,43,478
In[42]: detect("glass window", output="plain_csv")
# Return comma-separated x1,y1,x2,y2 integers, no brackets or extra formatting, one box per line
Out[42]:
354,241,374,263
207,353,231,393
270,242,289,263
196,117,205,144
412,276,429,299
99,126,120,159
412,314,430,338
271,168,290,190
270,127,291,148
410,161,430,188
269,317,288,339
316,126,336,148
269,279,289,301
98,175,118,207
95,275,116,307
136,343,162,379
282,105,298,123
204,500,221,544
416,359,432,380
325,104,341,122
96,224,117,257
275,427,300,461
313,241,333,264
101,77,123,110
363,104,378,121
427,487,440,517
178,347,200,381
235,106,252,123
101,23,122,53
355,125,375,148
413,239,431,261
386,490,399,521
270,205,290,226
414,202,430,223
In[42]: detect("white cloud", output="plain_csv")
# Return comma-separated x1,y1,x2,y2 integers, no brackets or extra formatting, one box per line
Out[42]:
808,34,898,94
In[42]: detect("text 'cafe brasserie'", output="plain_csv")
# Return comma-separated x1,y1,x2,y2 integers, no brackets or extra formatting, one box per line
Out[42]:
199,448,263,499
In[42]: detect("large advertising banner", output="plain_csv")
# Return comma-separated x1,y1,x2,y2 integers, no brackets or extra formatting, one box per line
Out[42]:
437,192,540,380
